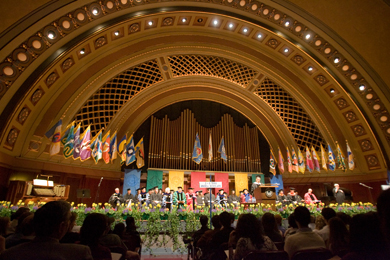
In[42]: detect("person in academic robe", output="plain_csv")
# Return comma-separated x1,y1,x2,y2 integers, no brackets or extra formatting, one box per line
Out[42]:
286,187,298,204
204,191,215,207
150,186,163,207
162,187,172,210
138,187,149,205
228,189,240,206
186,187,196,210
123,188,137,207
173,186,187,209
216,189,228,208
146,188,154,207
333,183,345,204
276,189,288,206
304,188,319,204
240,189,252,203
196,190,205,206
250,175,263,195
108,188,123,208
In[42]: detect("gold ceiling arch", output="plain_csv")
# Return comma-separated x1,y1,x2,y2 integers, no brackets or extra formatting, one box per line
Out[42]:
0,2,388,181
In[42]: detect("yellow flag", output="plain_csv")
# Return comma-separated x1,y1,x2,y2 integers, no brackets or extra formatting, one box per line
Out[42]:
168,171,184,191
235,173,248,193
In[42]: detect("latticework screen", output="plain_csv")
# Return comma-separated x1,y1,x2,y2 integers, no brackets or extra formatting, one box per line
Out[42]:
168,55,257,87
73,60,163,135
254,78,326,150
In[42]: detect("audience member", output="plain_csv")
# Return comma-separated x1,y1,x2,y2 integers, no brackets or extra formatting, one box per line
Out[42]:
123,217,141,253
314,215,326,230
60,211,80,244
327,217,349,257
80,213,111,260
377,188,390,244
336,212,352,229
314,207,336,243
210,211,235,258
5,211,33,248
6,213,35,248
284,213,298,239
197,215,221,259
284,206,325,258
274,214,286,236
0,200,92,260
342,212,390,260
192,215,210,248
308,215,316,230
261,213,283,242
233,213,277,260
7,207,30,235
0,217,10,237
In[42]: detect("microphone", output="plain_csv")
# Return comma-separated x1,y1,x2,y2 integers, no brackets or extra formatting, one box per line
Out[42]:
98,177,103,187
359,183,373,189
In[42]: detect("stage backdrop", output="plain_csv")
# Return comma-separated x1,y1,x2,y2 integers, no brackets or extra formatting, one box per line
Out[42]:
191,172,206,194
123,169,141,196
270,173,283,193
251,174,265,185
168,171,184,191
235,173,248,193
146,170,163,191
214,172,229,195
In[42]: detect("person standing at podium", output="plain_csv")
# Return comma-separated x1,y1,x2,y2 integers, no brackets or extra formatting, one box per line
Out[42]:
250,175,262,195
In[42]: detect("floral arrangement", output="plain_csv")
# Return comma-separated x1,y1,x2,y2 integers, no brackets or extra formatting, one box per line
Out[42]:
0,200,376,255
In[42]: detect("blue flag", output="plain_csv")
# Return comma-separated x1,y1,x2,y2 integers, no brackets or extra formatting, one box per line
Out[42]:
44,119,62,156
218,137,227,162
328,144,336,171
126,134,136,166
192,133,203,164
124,169,141,197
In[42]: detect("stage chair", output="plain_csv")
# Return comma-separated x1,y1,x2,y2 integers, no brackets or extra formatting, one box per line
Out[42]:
291,248,332,260
243,250,289,260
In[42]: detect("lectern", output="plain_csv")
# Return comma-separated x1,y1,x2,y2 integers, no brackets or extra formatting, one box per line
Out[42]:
253,185,278,210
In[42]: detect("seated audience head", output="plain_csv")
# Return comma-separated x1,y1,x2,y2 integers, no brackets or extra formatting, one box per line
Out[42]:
349,212,387,254
274,214,283,227
287,213,298,228
294,206,311,228
199,215,208,227
80,213,108,245
21,213,35,237
33,200,71,239
113,222,126,238
16,211,33,233
235,213,264,245
0,216,10,236
377,188,390,242
125,216,136,231
261,212,278,232
328,217,349,255
336,212,352,227
219,211,232,228
321,207,336,223
11,207,30,221
211,215,221,230
315,215,326,230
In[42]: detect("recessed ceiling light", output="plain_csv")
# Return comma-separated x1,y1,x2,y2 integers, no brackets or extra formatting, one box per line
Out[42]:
197,18,203,23
257,33,262,39
243,28,248,33
228,23,234,29
47,31,55,39
359,84,366,91
114,31,119,36
182,18,187,23
330,88,335,93
79,49,85,55
284,21,290,27
284,48,289,53
92,8,99,15
213,20,218,25
308,66,313,71
148,21,153,26
334,57,340,63
305,34,311,40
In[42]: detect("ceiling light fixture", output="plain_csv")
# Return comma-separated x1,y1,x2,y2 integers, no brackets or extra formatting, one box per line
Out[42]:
284,21,290,27
334,57,340,63
284,48,289,53
79,49,85,55
305,34,311,40
47,31,55,39
213,20,218,25
114,31,119,36
359,85,366,91
308,66,313,71
228,23,234,29
92,8,99,15
148,21,153,26
243,28,248,33
330,89,335,94
182,18,187,23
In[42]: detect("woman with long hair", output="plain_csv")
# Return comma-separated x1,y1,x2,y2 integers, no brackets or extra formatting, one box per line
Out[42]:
233,213,277,260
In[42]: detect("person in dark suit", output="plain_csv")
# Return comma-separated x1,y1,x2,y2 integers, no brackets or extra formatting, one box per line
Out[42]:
109,188,123,208
251,175,262,195
0,201,92,260
276,189,288,206
150,186,163,207
333,184,345,204
123,188,137,207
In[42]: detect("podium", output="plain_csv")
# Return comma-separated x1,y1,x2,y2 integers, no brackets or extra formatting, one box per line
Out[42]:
253,185,278,210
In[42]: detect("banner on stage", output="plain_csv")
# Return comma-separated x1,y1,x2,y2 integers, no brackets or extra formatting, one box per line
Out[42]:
199,182,222,188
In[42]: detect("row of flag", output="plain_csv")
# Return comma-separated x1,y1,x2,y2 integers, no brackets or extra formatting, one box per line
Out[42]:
192,132,227,164
44,119,145,167
269,142,355,174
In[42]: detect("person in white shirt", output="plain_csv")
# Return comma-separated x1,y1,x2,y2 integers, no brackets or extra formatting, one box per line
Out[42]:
284,206,326,259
